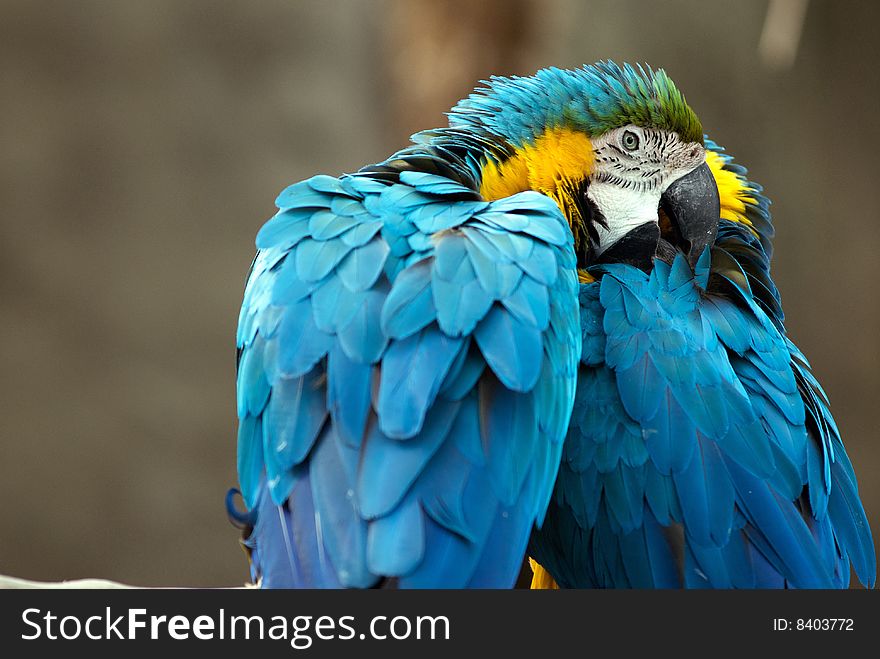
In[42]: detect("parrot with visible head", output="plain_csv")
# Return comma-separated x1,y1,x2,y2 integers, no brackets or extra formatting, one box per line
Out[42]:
229,61,876,588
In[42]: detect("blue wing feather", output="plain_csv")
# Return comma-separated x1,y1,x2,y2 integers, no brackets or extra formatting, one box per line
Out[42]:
326,344,371,447
336,237,390,291
235,168,580,588
474,305,544,392
376,328,463,438
236,415,263,509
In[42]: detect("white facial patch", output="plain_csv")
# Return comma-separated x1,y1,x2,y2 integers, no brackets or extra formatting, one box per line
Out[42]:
587,180,661,254
587,125,705,254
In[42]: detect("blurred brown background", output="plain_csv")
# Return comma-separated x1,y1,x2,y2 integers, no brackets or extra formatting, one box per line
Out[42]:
1,0,877,587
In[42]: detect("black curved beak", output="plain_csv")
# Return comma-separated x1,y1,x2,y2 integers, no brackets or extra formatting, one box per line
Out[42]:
659,161,720,267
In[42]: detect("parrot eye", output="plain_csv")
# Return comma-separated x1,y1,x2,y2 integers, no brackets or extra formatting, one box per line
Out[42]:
621,130,640,151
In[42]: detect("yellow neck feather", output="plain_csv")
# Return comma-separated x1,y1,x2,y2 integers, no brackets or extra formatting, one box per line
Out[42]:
705,150,757,228
479,126,595,203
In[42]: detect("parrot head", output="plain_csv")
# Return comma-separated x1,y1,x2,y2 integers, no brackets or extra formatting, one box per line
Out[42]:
452,61,720,271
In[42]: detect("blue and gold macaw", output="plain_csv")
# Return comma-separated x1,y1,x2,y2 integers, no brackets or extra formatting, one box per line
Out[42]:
229,61,876,588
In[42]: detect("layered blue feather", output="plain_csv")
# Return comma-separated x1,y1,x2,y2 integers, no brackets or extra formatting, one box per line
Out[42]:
530,241,876,588
235,166,580,588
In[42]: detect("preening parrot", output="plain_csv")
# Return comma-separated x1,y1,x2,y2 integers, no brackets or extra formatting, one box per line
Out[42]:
228,61,876,589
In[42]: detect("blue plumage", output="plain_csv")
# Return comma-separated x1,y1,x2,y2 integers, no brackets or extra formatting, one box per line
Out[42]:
530,234,876,587
234,162,580,588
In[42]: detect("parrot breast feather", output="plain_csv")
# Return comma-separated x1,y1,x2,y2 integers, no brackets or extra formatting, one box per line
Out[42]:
530,244,876,589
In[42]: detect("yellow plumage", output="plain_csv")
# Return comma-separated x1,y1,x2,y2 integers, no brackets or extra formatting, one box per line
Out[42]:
529,558,560,589
705,150,757,228
479,126,595,202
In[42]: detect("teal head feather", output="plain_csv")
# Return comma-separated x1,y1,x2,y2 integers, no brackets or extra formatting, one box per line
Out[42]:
448,61,703,148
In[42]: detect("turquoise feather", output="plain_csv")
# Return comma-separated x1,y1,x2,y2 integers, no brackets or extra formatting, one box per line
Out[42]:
234,131,580,587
